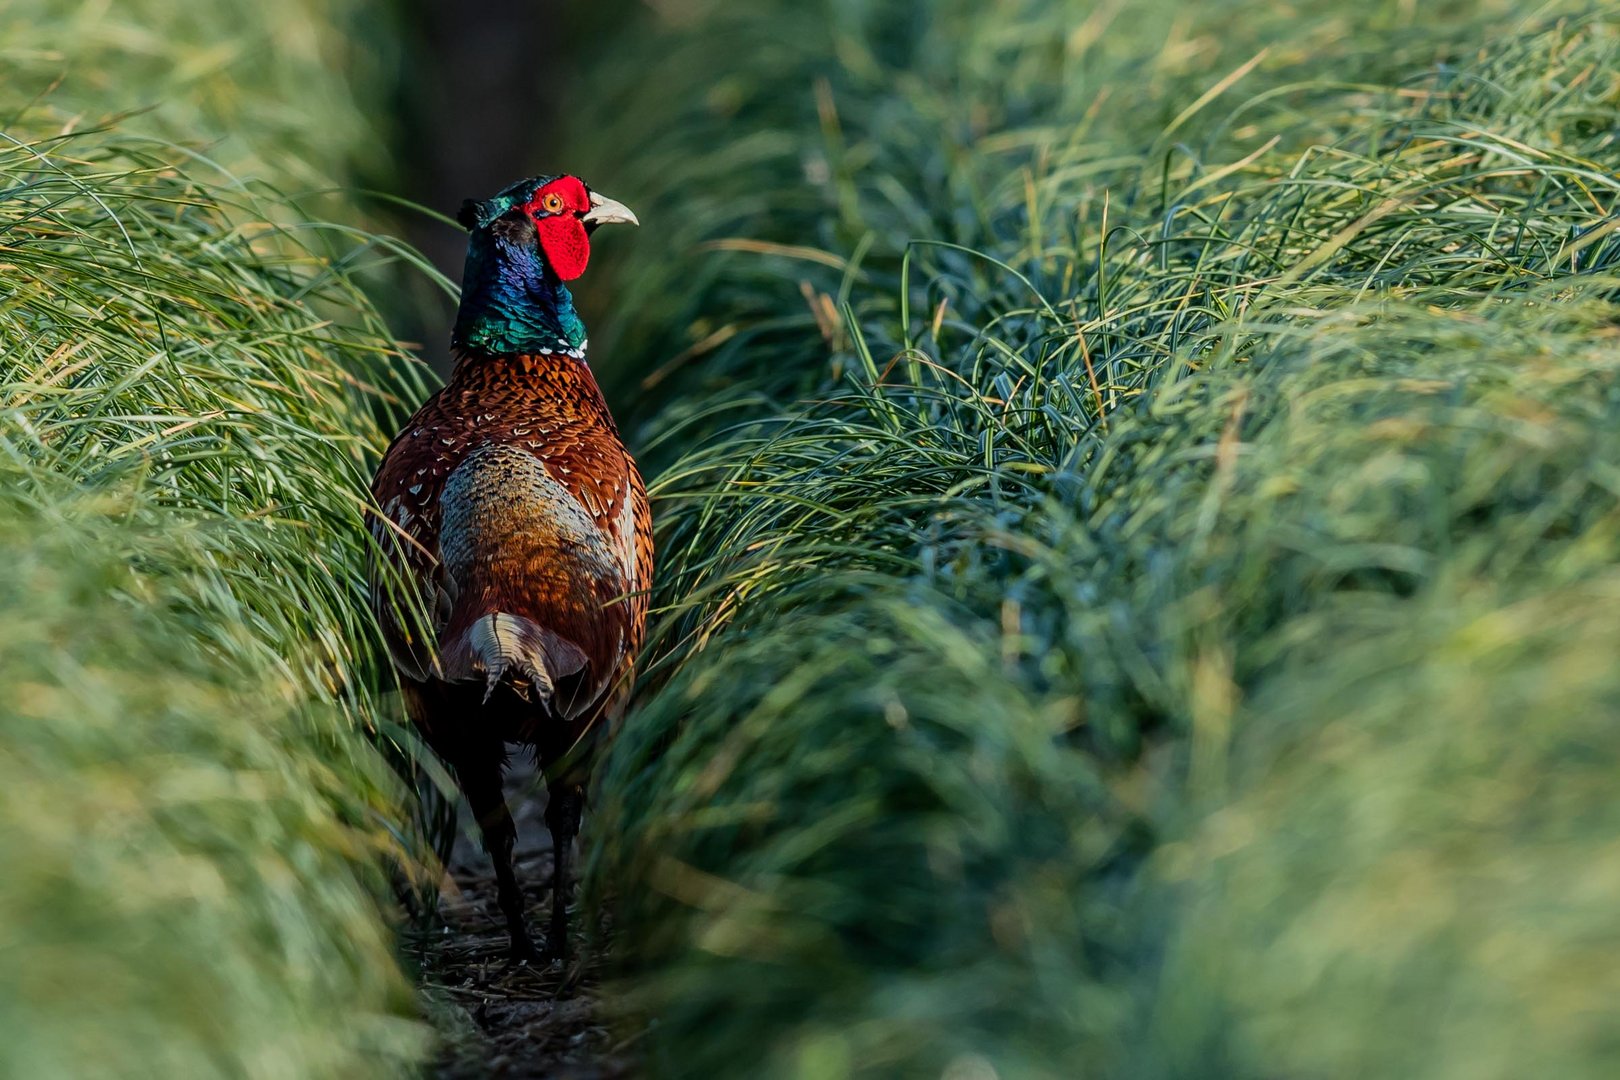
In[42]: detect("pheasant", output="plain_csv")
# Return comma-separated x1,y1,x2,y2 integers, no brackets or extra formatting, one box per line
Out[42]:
368,174,649,962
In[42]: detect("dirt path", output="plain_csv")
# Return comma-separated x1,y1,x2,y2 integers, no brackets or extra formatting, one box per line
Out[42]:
409,765,633,1079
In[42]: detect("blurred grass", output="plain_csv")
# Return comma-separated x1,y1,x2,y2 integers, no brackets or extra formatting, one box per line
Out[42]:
0,3,437,1076
1,0,401,192
564,1,1620,1076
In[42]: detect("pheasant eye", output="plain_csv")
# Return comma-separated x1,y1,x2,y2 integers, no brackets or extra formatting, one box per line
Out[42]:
540,192,565,214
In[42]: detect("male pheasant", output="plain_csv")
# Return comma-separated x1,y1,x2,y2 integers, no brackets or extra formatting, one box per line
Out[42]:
368,174,649,962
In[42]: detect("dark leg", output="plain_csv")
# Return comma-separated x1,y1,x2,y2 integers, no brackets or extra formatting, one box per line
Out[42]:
544,782,584,961
455,750,537,962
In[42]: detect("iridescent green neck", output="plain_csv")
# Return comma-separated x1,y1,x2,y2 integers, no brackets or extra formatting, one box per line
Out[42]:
451,226,587,358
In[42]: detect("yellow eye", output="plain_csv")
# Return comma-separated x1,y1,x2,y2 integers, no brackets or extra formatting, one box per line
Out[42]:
541,192,565,214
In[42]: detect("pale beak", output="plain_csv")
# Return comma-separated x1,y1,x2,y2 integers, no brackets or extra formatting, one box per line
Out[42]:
583,191,639,227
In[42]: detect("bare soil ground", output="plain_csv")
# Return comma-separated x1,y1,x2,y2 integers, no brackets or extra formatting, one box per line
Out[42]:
408,765,634,1079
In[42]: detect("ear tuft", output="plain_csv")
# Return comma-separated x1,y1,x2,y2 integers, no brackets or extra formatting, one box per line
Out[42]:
458,197,509,231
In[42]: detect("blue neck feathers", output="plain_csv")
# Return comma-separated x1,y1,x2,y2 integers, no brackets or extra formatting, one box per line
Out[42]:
451,228,587,358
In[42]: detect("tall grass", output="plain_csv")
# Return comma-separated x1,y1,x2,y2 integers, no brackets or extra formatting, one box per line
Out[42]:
2,0,401,190
0,4,436,1075
565,1,1620,1076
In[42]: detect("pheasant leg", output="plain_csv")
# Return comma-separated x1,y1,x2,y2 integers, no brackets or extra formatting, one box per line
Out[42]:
544,783,584,962
456,752,537,962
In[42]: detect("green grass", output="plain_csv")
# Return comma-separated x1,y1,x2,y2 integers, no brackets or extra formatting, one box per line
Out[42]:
0,4,438,1076
8,0,1619,1075
2,0,402,191
562,1,1620,1076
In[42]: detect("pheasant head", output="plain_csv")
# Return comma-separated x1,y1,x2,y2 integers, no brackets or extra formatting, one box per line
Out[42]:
451,174,638,358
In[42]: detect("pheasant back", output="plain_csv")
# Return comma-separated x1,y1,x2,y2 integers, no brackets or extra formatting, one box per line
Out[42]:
371,352,650,750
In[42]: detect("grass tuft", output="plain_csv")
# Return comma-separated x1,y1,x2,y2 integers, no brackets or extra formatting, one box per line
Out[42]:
567,1,1620,1075
0,4,438,1074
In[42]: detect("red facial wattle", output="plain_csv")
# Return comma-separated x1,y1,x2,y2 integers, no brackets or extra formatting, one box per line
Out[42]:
525,177,592,281
537,214,590,280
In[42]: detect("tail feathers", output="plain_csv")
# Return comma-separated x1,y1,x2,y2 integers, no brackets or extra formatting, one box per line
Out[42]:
441,613,588,704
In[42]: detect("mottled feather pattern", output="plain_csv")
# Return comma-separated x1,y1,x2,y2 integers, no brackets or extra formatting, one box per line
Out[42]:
369,350,651,747
438,443,619,711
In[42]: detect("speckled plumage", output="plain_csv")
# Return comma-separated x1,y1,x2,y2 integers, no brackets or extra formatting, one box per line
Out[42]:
367,175,647,962
371,352,650,729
